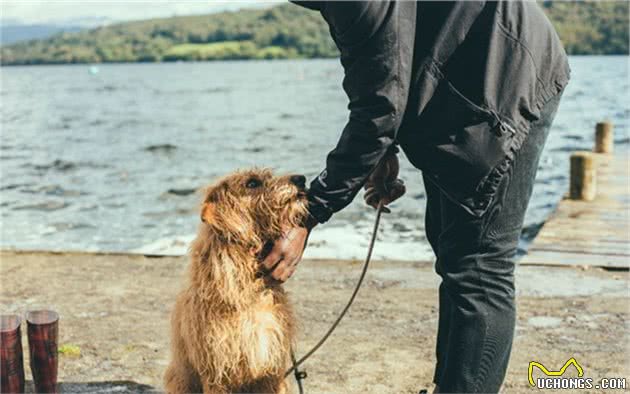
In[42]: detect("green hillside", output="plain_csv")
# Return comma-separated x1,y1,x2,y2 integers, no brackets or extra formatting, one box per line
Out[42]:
541,0,628,55
1,2,627,66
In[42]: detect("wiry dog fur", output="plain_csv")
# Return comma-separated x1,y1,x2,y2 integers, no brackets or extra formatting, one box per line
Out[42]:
164,169,308,394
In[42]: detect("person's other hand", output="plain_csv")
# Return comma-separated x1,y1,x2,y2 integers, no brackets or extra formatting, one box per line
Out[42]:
260,226,310,283
364,152,406,212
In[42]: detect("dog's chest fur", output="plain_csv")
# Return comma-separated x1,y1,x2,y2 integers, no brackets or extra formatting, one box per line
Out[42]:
188,286,293,385
237,291,289,375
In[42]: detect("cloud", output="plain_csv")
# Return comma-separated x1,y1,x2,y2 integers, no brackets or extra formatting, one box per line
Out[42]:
1,0,282,25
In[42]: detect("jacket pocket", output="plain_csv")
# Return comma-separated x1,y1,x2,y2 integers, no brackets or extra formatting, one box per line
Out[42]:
400,79,518,217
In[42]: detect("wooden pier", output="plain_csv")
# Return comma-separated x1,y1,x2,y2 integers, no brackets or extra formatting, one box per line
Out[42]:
522,122,629,269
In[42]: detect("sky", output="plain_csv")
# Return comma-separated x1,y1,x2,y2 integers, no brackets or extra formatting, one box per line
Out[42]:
1,0,283,26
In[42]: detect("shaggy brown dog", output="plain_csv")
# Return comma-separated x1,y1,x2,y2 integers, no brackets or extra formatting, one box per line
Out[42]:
164,169,309,394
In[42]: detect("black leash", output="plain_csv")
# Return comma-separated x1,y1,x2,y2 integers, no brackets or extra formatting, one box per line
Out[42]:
285,201,385,391
290,348,306,394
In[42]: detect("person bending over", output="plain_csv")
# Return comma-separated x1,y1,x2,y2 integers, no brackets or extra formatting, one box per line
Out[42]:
262,2,569,392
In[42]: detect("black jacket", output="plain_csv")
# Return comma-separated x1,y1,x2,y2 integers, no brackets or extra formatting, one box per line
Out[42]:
293,1,570,222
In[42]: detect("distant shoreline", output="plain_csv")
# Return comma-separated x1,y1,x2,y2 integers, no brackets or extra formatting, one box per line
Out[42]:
1,2,627,66
1,54,628,68
0,55,336,67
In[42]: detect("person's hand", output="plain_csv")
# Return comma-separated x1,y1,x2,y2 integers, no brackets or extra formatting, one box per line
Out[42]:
260,226,310,283
364,152,406,212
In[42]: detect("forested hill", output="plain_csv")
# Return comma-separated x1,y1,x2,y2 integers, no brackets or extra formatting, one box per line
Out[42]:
1,1,628,66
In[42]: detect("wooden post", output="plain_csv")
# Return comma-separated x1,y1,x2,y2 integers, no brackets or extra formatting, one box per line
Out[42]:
594,121,614,153
570,151,596,201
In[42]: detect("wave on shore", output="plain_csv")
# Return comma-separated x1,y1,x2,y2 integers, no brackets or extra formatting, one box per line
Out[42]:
132,225,435,262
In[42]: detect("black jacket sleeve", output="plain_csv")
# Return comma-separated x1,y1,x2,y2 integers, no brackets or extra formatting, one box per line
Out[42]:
306,1,413,223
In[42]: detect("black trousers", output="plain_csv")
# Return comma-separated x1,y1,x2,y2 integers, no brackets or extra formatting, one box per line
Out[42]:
424,93,562,393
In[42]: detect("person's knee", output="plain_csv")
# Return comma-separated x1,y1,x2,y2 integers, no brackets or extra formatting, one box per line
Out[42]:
439,253,516,312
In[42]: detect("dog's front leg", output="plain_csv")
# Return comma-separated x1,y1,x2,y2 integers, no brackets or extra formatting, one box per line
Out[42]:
164,361,201,394
164,354,203,394
239,376,287,394
201,380,228,394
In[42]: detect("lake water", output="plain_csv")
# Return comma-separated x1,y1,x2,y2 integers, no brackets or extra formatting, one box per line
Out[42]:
1,56,628,261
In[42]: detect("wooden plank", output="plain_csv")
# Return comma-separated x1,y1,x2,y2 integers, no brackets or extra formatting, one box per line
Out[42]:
531,240,628,250
532,229,624,239
522,153,630,269
528,243,629,256
521,251,629,268
532,237,629,247
531,236,629,245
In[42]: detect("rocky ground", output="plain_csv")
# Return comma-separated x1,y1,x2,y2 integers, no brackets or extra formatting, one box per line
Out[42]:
0,251,628,393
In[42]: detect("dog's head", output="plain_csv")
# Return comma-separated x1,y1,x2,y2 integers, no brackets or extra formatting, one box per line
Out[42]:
200,169,309,248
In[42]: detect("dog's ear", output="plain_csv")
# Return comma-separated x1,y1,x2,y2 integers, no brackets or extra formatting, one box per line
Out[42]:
201,185,221,224
200,202,216,224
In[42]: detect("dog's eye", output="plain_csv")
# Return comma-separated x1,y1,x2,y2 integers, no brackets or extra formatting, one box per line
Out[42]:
246,178,262,189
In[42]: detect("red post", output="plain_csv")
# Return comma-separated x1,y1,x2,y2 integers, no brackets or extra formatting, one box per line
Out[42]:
1,314,25,393
26,310,59,394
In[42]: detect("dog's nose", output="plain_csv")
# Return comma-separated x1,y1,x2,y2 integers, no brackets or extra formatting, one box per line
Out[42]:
290,175,306,189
